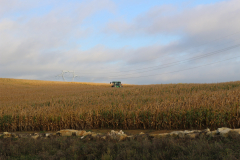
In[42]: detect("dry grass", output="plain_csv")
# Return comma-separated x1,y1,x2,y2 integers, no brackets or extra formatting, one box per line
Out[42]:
1,78,240,132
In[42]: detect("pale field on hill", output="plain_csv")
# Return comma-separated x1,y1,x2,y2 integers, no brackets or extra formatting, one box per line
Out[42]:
0,78,240,132
0,78,131,106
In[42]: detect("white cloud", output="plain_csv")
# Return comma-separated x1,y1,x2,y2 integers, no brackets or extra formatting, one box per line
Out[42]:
105,0,240,36
1,0,240,84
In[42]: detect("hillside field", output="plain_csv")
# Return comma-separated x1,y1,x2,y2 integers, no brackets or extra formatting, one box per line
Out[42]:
0,78,240,132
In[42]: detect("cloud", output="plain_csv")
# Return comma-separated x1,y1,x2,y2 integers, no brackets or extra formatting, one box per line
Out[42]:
104,0,240,63
105,0,240,36
1,0,240,84
0,0,115,64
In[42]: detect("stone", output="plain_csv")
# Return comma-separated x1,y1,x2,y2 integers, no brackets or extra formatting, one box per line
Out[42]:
167,130,202,138
198,128,211,136
228,129,240,137
169,131,183,137
184,130,194,134
230,129,240,134
217,127,232,137
45,133,52,137
83,131,92,136
178,132,185,138
119,134,127,141
151,133,169,138
52,133,57,136
57,129,78,136
11,133,18,138
185,133,199,139
206,130,217,137
203,128,210,133
31,133,40,139
106,130,127,141
101,136,106,140
118,130,124,135
18,134,31,138
3,132,11,138
91,132,98,137
110,130,116,135
76,130,86,136
217,127,231,133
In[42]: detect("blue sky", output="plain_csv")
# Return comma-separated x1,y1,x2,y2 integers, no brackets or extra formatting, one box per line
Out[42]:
1,0,240,84
73,0,226,50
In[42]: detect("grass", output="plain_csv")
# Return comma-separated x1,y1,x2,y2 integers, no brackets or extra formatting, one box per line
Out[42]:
1,135,240,159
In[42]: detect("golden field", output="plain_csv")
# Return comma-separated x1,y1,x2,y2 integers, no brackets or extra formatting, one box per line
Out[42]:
0,78,240,132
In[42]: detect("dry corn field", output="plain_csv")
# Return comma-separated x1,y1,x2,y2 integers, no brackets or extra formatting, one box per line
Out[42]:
1,78,240,132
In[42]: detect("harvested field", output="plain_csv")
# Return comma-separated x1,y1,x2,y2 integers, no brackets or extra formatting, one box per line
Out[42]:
0,78,240,132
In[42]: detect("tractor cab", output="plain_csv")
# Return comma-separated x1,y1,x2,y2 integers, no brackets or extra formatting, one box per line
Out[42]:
110,81,123,88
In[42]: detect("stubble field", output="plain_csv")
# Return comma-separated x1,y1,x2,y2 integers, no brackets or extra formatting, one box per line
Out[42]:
1,78,240,132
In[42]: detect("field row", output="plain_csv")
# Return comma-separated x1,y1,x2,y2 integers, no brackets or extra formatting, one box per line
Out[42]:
1,78,240,131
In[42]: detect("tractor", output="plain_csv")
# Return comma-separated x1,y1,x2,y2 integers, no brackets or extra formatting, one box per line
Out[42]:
110,81,123,88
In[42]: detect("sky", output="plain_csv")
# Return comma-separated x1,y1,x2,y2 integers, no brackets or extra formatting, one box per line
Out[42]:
1,0,240,84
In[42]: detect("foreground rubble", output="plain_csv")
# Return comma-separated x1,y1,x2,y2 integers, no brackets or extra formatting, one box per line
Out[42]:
1,127,240,141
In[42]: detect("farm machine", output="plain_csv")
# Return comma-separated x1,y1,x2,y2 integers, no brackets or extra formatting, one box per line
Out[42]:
110,81,123,88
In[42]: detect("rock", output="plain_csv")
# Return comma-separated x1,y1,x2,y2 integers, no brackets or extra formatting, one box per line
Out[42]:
110,130,124,135
185,130,195,134
106,130,127,141
108,130,116,136
150,133,168,138
228,129,240,137
91,132,98,137
83,131,92,136
168,130,204,138
108,130,125,136
31,133,40,139
185,133,199,139
76,130,86,136
57,129,78,136
169,131,183,137
44,133,52,138
217,127,232,133
119,134,127,141
3,132,11,138
206,131,211,136
206,130,217,137
52,133,57,136
101,136,106,140
158,133,169,138
217,127,232,137
18,134,31,138
203,128,210,133
111,130,115,134
230,129,240,134
198,128,211,136
11,133,18,138
118,130,124,135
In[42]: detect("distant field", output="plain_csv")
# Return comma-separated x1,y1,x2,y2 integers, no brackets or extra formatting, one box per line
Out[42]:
0,78,240,132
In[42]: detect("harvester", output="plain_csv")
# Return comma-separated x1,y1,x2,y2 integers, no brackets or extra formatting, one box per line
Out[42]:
110,81,123,88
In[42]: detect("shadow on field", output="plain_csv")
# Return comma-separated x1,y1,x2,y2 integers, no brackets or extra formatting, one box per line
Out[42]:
0,134,240,160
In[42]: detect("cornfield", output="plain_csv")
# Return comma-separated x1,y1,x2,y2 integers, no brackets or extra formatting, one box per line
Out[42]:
1,78,240,132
